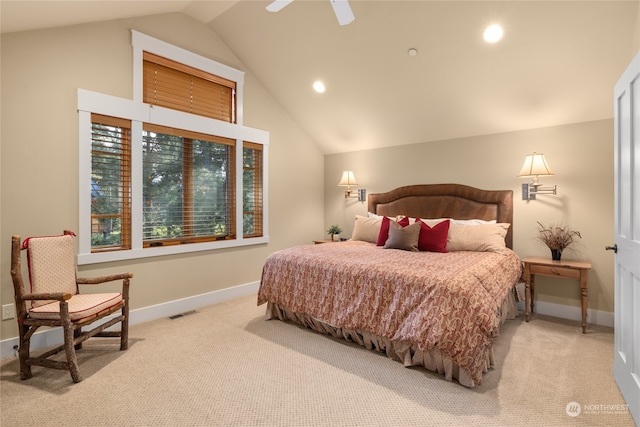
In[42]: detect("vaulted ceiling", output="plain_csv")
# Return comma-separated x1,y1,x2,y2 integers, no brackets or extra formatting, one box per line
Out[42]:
2,1,638,153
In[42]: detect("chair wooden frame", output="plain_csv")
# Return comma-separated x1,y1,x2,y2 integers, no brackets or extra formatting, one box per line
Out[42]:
10,232,133,383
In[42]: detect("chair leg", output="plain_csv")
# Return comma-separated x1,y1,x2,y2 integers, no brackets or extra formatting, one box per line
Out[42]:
62,312,82,383
74,327,83,350
120,305,129,351
18,325,32,381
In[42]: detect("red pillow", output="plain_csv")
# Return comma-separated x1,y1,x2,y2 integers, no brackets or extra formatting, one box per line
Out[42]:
377,216,410,246
416,219,450,253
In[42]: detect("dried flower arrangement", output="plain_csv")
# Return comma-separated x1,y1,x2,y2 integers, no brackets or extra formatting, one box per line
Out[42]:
536,221,581,260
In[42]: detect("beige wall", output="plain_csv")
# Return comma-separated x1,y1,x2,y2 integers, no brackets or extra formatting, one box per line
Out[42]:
635,2,640,53
325,120,616,314
0,13,325,340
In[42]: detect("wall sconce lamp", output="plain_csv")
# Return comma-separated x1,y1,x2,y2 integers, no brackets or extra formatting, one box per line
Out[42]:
338,170,366,202
518,152,557,200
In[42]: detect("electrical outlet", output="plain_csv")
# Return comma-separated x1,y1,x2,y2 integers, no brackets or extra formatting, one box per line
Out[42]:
2,304,15,320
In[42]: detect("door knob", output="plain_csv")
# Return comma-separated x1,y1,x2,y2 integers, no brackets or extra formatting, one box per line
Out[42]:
605,244,618,253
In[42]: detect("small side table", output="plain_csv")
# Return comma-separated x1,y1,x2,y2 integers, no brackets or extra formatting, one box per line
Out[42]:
313,239,340,244
522,256,592,333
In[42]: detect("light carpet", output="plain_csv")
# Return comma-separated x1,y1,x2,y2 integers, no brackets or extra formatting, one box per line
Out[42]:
0,294,635,426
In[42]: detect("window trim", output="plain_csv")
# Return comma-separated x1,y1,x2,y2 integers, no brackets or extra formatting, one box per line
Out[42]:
77,32,268,265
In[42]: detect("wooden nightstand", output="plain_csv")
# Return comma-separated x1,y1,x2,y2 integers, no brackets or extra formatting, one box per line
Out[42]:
313,239,339,244
522,256,592,333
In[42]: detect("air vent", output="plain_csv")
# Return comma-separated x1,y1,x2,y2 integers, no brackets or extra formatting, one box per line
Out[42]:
168,310,197,320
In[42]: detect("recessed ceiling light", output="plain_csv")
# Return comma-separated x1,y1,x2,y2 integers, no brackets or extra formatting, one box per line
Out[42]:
408,48,418,57
313,81,326,93
483,24,503,43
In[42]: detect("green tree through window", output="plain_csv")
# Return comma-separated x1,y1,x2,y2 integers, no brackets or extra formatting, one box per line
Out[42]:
142,125,235,246
90,115,131,251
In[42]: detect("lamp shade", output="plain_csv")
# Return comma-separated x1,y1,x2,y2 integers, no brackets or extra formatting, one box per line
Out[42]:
338,171,357,186
518,153,554,177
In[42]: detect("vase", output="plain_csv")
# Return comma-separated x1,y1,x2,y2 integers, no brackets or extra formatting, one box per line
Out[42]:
331,234,340,241
551,249,562,261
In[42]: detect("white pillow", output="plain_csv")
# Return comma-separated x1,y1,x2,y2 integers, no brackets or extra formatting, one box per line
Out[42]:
351,215,382,243
447,223,510,252
396,216,497,225
452,218,497,225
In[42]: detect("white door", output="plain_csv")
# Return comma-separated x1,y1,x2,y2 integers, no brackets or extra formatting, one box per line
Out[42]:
613,50,640,425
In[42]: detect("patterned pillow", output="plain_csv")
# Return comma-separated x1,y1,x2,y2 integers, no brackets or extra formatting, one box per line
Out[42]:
447,223,510,252
25,234,77,307
383,221,421,251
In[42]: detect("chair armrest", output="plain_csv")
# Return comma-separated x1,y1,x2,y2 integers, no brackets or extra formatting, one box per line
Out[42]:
76,272,133,285
21,292,72,302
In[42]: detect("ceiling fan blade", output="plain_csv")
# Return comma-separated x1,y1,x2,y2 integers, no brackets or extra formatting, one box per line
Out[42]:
330,0,355,26
266,0,294,13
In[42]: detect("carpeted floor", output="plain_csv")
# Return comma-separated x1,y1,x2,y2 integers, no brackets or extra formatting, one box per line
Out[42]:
0,294,635,426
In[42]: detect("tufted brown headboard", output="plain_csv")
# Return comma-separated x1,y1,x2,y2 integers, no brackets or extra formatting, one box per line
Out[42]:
367,184,514,249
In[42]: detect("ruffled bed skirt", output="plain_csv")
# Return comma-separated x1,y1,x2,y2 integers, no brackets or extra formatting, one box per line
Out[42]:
264,289,518,388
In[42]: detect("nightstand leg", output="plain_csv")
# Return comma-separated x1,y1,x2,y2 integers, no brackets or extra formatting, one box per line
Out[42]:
580,270,588,333
525,280,530,321
523,263,532,322
530,275,536,314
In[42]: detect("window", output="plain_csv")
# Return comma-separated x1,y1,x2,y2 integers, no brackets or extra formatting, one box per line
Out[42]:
243,142,263,238
90,114,132,252
142,52,236,123
77,31,268,265
142,124,236,246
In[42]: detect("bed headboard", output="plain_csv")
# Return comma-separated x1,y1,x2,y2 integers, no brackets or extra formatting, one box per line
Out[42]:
367,184,514,249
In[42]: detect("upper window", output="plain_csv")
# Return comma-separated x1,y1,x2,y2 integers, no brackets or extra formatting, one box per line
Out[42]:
142,52,236,123
78,31,268,265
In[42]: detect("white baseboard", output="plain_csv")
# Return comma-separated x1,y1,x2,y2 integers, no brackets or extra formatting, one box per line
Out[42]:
516,300,614,328
0,281,259,360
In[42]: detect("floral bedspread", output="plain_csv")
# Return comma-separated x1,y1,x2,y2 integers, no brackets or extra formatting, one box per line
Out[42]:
257,240,522,384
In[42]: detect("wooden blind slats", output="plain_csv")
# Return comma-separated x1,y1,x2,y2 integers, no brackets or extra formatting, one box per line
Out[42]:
243,141,263,238
143,52,236,89
90,114,132,252
143,53,235,123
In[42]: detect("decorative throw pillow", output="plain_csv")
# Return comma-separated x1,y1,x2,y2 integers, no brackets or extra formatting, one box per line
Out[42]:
383,221,421,251
377,216,410,246
416,218,450,253
351,215,382,243
447,223,510,252
395,215,419,224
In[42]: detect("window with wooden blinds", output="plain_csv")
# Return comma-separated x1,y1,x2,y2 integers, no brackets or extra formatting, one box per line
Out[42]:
143,52,236,123
243,142,263,238
90,114,132,252
142,123,236,246
78,32,268,264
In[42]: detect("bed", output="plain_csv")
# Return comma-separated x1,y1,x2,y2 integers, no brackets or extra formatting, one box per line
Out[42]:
257,184,522,387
